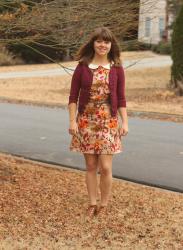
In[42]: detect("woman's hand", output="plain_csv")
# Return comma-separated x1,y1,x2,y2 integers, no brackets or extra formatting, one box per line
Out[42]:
68,120,78,135
119,123,128,138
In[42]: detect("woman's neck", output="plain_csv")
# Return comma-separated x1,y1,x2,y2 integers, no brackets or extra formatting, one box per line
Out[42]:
91,54,110,65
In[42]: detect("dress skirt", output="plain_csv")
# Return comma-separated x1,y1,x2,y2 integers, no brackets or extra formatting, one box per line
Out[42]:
70,65,122,155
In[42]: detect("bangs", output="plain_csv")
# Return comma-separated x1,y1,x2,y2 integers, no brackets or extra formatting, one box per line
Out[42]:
93,28,113,42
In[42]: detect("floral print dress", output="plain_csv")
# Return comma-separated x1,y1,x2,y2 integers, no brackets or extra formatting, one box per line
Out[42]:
70,63,122,154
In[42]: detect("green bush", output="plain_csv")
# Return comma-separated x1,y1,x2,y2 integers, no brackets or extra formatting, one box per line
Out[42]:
151,41,172,55
121,40,151,51
0,46,24,66
7,41,67,64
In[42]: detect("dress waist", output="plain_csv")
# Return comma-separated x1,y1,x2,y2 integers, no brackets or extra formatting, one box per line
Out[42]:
88,96,110,105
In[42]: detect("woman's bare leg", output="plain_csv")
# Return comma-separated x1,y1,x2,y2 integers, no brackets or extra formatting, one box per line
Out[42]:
84,154,99,205
98,154,113,206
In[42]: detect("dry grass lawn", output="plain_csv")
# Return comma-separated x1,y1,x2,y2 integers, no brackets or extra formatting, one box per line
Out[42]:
126,67,183,116
0,152,183,249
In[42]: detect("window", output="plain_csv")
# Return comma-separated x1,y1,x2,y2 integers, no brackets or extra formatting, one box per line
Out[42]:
145,17,151,37
159,17,165,38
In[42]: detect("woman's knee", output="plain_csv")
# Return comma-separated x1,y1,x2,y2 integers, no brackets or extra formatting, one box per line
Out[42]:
84,154,98,172
86,160,98,172
100,164,112,176
98,155,113,175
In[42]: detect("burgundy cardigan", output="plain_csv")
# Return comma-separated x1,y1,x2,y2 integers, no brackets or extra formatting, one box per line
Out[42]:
68,62,126,117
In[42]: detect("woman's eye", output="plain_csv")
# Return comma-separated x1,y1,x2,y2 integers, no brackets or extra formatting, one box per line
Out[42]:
96,40,110,44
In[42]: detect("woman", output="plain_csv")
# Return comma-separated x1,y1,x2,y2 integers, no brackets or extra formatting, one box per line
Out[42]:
68,27,128,218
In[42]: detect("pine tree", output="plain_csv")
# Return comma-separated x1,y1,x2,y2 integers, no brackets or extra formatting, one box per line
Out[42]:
171,3,183,95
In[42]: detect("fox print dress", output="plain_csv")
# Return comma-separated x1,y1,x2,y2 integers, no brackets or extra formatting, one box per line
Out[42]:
70,63,122,154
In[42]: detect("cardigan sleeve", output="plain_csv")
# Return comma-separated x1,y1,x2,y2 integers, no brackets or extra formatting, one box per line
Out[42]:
117,65,126,108
68,63,82,105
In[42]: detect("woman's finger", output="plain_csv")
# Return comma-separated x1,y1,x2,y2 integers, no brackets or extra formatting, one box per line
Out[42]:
120,128,128,136
123,130,128,136
69,128,75,135
119,128,123,138
69,128,78,135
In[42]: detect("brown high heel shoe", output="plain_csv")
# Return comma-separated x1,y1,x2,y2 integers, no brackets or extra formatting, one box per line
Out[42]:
97,205,108,217
86,204,98,218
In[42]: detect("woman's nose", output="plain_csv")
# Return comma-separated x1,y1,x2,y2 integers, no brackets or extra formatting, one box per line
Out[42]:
100,41,106,46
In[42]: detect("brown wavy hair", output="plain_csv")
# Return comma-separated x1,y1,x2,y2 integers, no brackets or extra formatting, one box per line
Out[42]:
74,27,122,67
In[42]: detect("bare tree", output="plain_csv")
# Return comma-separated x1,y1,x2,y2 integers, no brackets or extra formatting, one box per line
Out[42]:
0,0,139,61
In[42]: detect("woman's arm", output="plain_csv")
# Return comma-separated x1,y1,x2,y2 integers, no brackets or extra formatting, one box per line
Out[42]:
68,103,78,135
68,63,82,135
68,63,82,105
118,107,128,136
68,103,77,123
117,66,128,136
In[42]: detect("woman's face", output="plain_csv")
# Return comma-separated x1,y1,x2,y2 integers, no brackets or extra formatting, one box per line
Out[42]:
93,38,111,57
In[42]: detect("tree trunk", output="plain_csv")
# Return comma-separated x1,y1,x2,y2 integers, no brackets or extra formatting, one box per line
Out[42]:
177,79,183,95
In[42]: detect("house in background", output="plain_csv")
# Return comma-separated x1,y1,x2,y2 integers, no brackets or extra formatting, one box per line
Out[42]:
138,0,174,44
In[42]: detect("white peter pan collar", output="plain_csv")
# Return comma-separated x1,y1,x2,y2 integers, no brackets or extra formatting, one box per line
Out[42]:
88,62,112,70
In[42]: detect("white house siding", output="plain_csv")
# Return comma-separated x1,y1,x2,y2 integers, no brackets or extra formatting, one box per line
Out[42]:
138,0,168,44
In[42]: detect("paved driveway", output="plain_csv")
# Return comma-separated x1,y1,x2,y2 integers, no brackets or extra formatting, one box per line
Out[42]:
0,102,182,193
